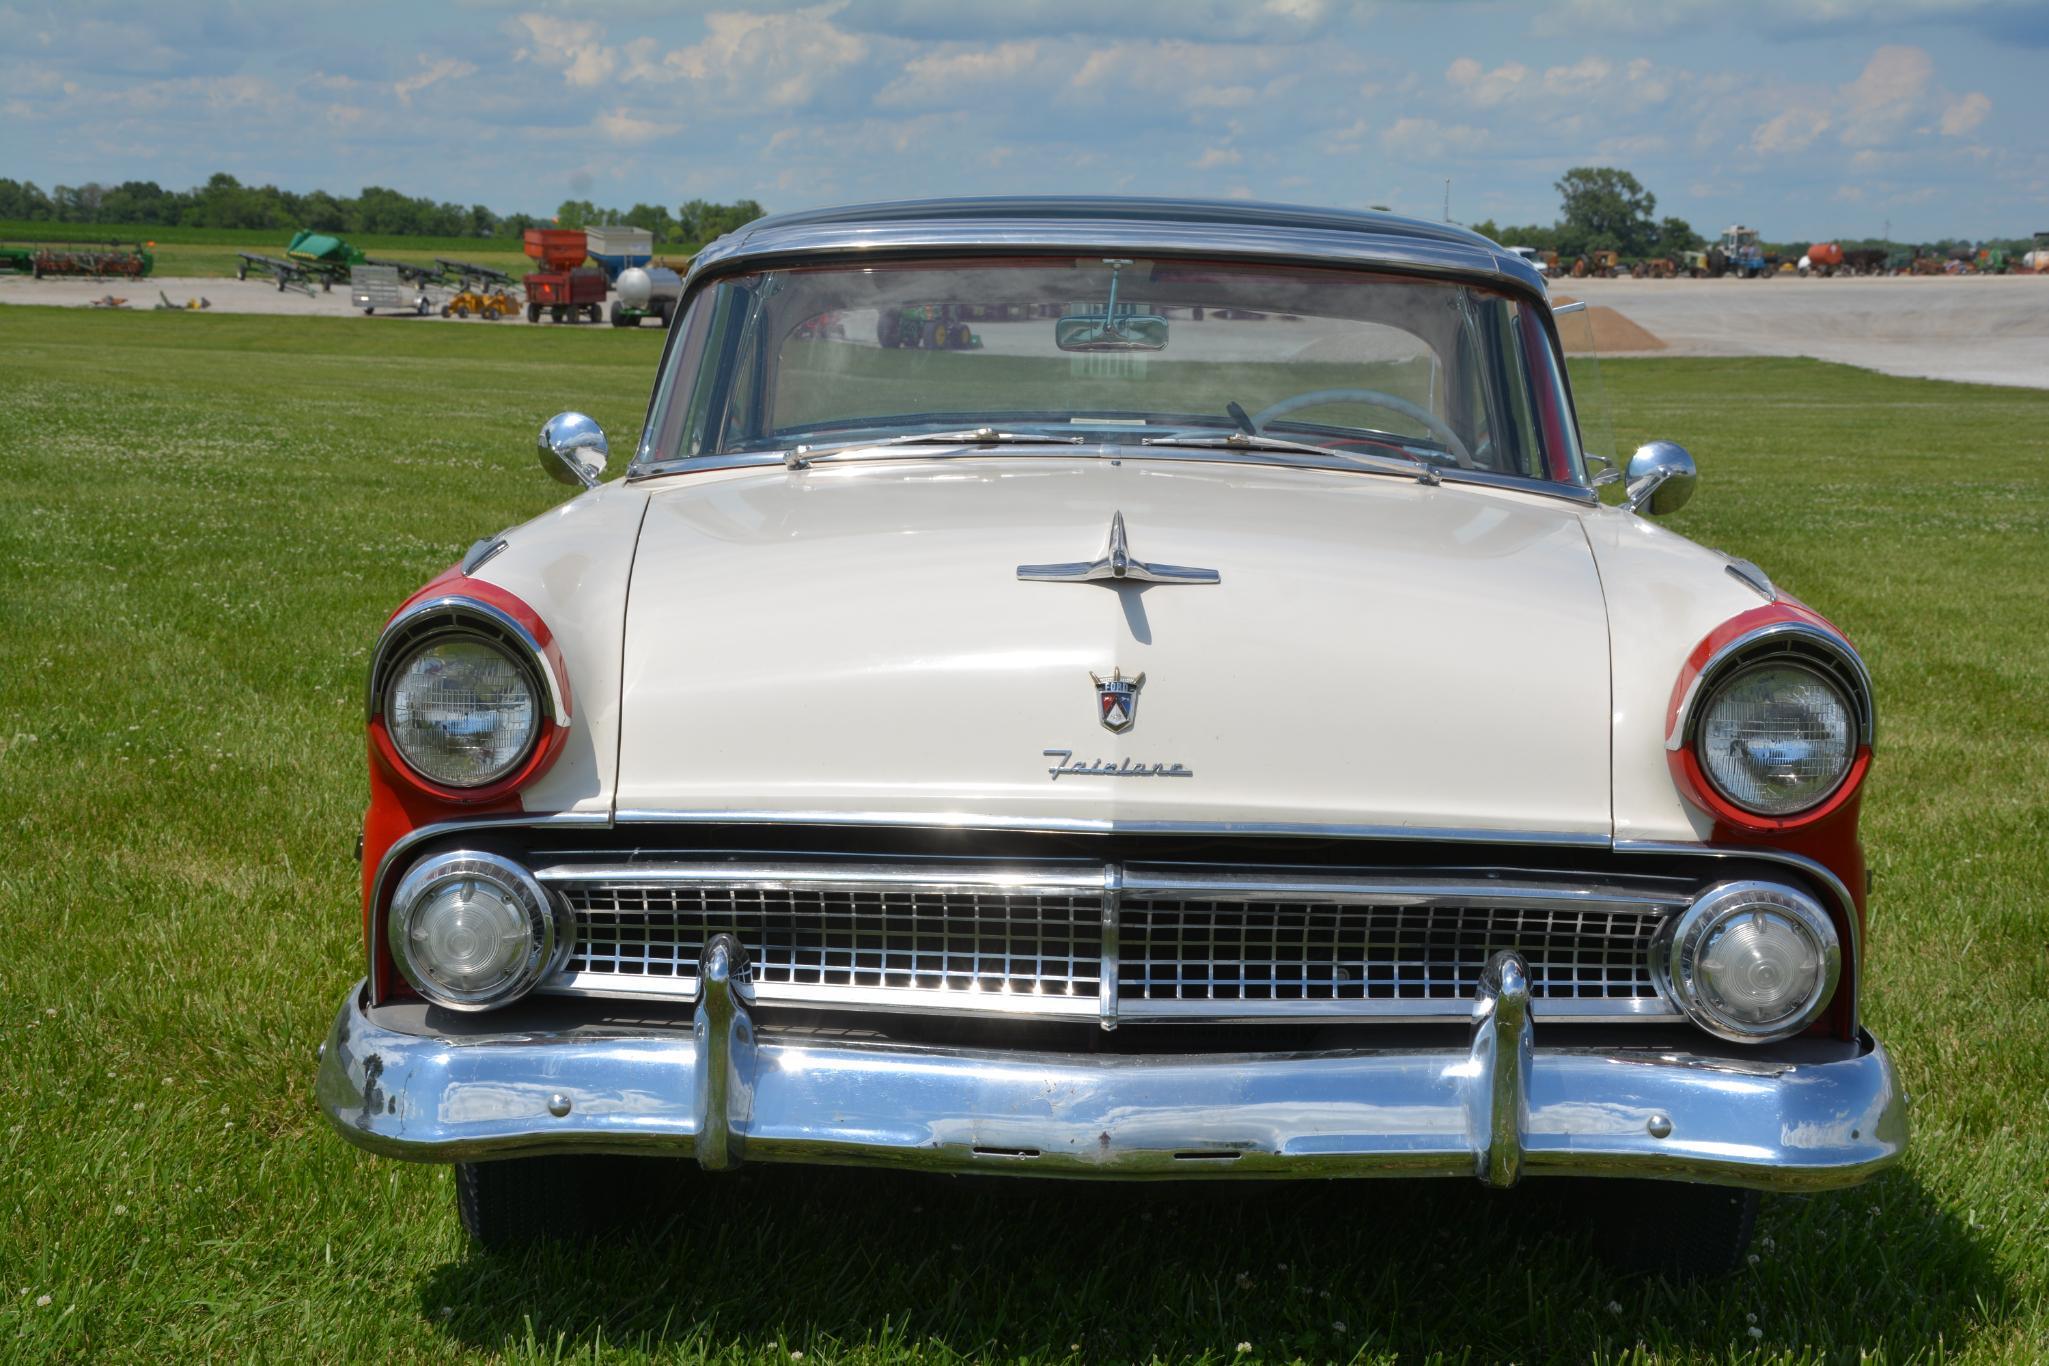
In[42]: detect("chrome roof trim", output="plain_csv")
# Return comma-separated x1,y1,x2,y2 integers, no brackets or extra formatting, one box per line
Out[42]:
626,443,1599,505
610,808,1612,847
684,196,1547,296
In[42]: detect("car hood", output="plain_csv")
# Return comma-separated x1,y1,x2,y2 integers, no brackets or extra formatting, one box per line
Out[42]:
617,457,1612,838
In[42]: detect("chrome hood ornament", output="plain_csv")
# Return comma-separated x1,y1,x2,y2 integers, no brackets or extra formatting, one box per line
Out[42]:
1017,511,1220,585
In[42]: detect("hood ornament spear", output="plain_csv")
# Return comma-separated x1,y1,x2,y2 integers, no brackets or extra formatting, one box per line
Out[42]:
1016,511,1220,585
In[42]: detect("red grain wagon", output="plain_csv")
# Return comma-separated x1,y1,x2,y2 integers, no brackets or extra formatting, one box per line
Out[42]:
521,229,606,324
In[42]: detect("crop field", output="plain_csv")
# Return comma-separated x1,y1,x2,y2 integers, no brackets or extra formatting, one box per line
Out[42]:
0,308,2045,1362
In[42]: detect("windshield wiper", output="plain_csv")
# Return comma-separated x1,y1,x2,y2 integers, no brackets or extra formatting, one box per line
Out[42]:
1140,431,1441,485
783,426,1083,469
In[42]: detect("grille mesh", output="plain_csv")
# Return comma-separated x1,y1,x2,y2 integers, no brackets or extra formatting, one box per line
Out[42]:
1119,898,1660,1003
547,870,1676,1017
561,883,1103,998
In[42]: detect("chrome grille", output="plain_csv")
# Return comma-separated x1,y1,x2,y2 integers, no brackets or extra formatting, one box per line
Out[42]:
536,862,1684,1023
566,884,1102,994
1119,899,1661,1006
549,868,1105,1017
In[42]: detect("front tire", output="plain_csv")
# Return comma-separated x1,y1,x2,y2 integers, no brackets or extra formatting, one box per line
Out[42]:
457,1158,584,1250
454,1156,670,1250
1589,1180,1760,1280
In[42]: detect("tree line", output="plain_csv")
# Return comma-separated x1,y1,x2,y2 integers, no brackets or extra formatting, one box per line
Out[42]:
0,173,767,249
551,198,767,246
1470,168,1703,262
1470,166,2033,262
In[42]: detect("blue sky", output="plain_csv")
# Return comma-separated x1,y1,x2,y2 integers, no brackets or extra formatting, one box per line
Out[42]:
4,0,2045,240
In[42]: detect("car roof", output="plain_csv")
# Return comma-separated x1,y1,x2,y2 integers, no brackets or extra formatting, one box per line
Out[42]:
686,195,1546,296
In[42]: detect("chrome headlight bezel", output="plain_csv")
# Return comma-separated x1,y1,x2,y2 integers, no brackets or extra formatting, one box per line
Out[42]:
1669,621,1874,822
1655,881,1840,1043
1694,657,1856,817
386,850,570,1010
368,596,567,791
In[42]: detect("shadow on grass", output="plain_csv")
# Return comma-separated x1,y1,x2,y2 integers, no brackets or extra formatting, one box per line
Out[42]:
418,1161,2003,1360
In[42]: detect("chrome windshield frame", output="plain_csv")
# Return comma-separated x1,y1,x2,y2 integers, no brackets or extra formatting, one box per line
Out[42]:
632,209,1589,492
626,441,1600,506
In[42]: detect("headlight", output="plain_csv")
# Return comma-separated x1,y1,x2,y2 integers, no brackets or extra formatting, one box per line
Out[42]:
1660,882,1839,1042
1696,660,1854,816
387,851,566,1010
384,636,539,787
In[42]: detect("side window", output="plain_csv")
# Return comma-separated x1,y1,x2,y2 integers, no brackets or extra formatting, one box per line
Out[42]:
679,280,752,458
1495,303,1546,478
640,288,716,464
1449,318,1494,467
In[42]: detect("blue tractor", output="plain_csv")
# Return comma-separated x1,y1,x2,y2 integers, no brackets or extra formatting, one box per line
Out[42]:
1707,224,1771,279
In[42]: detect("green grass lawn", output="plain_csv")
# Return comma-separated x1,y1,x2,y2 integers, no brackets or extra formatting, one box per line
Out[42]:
1,309,2045,1362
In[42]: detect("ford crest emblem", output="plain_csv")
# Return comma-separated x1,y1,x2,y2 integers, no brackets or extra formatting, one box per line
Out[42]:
1090,668,1145,733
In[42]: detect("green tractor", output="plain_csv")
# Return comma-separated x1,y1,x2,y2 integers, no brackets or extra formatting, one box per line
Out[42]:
283,229,367,290
876,303,978,350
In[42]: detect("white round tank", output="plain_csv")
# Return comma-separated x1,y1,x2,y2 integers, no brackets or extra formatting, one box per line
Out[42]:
616,266,683,310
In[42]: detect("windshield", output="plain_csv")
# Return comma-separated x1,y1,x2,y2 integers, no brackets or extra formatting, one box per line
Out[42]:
640,255,1585,485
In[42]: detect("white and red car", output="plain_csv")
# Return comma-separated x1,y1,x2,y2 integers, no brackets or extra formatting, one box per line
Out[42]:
317,198,1903,1277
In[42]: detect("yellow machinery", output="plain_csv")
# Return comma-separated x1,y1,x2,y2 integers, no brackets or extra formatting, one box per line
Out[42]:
441,289,519,320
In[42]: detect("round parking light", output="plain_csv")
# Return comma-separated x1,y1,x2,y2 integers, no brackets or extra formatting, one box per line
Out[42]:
387,851,566,1010
1660,882,1840,1043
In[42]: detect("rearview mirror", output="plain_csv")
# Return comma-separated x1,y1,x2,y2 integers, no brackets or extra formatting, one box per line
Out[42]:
1624,440,1697,516
538,411,609,488
1055,313,1169,352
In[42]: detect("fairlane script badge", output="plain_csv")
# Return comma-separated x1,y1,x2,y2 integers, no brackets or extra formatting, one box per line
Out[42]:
1044,750,1193,780
1091,668,1144,732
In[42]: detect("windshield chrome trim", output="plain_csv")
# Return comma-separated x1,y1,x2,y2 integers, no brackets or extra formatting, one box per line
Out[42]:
684,217,1546,295
627,444,1598,505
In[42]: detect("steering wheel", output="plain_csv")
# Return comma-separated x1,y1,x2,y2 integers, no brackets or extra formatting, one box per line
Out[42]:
1250,388,1474,468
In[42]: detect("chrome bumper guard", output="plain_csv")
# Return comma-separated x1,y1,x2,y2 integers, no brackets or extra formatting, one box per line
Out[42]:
316,944,1906,1190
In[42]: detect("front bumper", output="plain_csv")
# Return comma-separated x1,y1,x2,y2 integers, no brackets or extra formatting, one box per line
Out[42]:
315,945,1906,1190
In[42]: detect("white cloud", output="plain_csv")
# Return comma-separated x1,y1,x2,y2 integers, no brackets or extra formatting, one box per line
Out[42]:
1320,116,1370,152
1838,44,1933,144
595,108,674,144
663,5,868,106
877,39,1040,105
512,15,617,89
1624,57,1671,104
394,57,473,105
1191,146,1241,168
1186,84,1257,107
1598,132,1668,157
1542,56,1613,95
1752,106,1830,155
1446,57,1528,108
1939,90,1991,135
1380,116,1486,160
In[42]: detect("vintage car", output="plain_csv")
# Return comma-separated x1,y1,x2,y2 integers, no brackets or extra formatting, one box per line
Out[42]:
316,198,1904,1277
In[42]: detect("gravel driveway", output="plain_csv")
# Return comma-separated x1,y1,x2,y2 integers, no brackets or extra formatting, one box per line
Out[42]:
1558,273,2049,389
